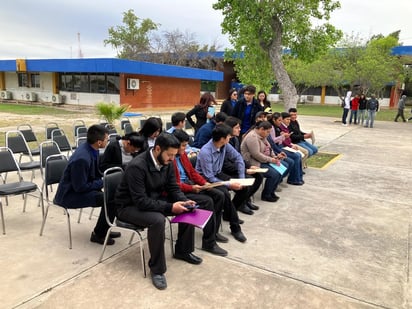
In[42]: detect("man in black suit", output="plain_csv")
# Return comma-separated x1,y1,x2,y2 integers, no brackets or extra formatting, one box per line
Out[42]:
115,133,201,290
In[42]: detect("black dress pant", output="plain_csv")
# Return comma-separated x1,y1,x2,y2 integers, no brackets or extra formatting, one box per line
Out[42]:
185,188,224,248
117,206,194,275
214,185,242,233
93,192,115,237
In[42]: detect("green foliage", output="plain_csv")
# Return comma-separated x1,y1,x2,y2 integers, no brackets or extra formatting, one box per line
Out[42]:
95,102,129,125
104,9,159,59
213,0,342,109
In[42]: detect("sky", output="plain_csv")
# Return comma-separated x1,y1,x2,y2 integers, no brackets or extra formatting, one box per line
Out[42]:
0,0,410,60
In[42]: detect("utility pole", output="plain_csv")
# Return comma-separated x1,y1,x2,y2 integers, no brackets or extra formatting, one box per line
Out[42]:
77,32,84,58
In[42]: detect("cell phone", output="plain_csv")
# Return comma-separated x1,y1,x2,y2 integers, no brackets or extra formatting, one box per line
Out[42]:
289,132,294,135
185,204,199,211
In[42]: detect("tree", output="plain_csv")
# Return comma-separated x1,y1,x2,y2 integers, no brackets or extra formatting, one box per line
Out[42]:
213,0,342,110
104,9,159,59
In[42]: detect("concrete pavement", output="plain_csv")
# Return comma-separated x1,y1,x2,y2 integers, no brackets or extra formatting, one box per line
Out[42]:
1,115,411,308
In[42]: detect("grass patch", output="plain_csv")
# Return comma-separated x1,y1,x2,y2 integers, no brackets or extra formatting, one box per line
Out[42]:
0,103,78,115
307,152,340,169
270,103,401,122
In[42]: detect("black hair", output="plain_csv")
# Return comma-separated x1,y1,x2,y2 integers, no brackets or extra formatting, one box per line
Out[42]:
255,121,272,130
154,132,180,151
212,124,232,142
224,116,241,128
172,129,190,143
288,107,297,113
215,112,228,123
123,132,144,148
171,112,186,126
139,117,163,137
243,85,256,94
87,124,108,144
227,88,237,100
281,112,290,119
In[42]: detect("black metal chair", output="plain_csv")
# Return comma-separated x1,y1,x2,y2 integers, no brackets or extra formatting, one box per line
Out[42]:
123,122,134,135
98,167,147,277
17,124,40,156
5,130,41,181
39,154,79,249
51,129,75,156
73,120,87,144
120,118,131,130
45,122,60,140
0,147,44,234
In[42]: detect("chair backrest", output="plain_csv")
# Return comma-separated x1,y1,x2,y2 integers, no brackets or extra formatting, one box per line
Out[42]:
76,126,88,139
76,137,87,147
17,124,38,143
45,122,60,140
44,154,68,200
120,118,131,130
40,141,62,169
73,119,86,139
103,167,123,226
6,130,33,158
123,123,134,135
51,129,72,152
0,147,20,175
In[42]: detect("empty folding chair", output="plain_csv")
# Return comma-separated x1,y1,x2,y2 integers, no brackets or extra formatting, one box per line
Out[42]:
17,124,40,156
120,118,131,131
45,122,60,140
123,123,134,135
73,119,86,144
5,130,41,181
0,147,44,234
51,129,75,157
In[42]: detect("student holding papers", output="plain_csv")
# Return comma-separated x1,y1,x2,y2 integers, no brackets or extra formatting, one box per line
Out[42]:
241,121,283,202
172,129,228,256
196,124,248,243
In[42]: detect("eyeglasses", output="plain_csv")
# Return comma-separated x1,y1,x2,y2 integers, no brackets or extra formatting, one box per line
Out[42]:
232,93,238,96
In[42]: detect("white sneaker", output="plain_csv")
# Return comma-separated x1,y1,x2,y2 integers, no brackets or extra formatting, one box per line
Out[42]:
342,123,348,126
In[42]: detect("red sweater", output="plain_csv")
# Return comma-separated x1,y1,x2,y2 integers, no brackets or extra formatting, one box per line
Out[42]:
173,153,206,193
351,97,359,110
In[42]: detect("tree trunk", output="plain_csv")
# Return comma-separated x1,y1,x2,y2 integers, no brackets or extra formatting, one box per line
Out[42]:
266,15,298,112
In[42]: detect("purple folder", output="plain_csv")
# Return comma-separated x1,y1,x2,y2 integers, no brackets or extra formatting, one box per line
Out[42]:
170,209,213,229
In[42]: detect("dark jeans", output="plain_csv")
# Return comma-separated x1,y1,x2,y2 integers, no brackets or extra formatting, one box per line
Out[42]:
214,185,242,233
342,108,349,124
261,163,282,198
394,109,406,122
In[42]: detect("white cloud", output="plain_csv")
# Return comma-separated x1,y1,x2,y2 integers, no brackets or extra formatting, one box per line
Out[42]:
0,0,410,59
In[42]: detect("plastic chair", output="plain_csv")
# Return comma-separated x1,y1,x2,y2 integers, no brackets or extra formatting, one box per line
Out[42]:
0,147,44,234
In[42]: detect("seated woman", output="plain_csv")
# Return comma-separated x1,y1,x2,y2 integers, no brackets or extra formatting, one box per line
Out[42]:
139,117,163,150
100,132,144,171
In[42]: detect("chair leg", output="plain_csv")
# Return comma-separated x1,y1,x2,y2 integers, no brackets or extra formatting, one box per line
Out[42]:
0,199,5,235
66,210,73,249
128,233,135,245
23,193,28,213
167,218,174,257
77,209,83,223
98,227,113,262
89,208,94,220
39,203,50,236
138,233,146,278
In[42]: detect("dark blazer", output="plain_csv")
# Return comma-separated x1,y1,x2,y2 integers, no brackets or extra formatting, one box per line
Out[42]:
54,143,102,208
100,140,122,172
115,149,187,215
220,99,236,116
288,120,305,144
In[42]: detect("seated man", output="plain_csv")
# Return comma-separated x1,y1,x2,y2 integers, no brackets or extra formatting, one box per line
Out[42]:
166,112,186,134
241,121,283,202
54,124,119,245
172,129,228,255
288,108,318,157
196,124,248,243
192,112,227,149
115,133,201,290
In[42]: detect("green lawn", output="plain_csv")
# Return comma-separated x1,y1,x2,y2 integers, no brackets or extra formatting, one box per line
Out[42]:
270,103,402,122
0,103,78,115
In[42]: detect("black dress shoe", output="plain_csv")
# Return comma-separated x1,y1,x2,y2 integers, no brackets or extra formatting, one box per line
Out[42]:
239,219,244,224
202,244,228,257
109,231,121,238
261,195,279,202
287,181,304,186
231,230,247,243
215,233,229,243
246,201,259,210
151,273,167,290
90,232,114,245
238,204,254,215
174,252,203,265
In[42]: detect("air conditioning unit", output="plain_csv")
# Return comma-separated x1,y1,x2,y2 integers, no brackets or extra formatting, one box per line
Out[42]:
127,78,139,90
0,91,12,100
25,92,37,102
51,94,63,104
306,95,314,102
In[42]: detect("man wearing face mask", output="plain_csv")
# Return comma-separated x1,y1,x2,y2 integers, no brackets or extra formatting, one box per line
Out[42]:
115,133,200,290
